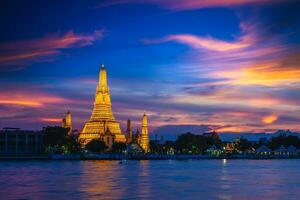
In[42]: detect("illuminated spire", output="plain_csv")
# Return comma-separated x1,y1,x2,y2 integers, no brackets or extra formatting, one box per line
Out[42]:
62,111,72,134
80,64,125,145
139,112,149,152
99,64,108,89
142,112,147,127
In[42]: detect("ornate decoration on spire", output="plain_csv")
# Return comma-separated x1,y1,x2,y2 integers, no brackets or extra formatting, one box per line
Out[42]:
79,64,125,145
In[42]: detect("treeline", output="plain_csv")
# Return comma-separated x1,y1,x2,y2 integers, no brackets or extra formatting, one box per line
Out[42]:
150,132,300,154
42,126,300,155
150,132,222,154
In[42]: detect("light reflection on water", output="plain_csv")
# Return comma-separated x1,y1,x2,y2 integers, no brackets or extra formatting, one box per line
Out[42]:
0,160,300,200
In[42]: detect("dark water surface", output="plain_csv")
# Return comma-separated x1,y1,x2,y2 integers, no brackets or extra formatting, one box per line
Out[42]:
0,160,300,200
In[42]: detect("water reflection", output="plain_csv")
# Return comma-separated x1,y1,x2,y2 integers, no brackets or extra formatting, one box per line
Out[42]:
1,160,300,199
80,161,125,200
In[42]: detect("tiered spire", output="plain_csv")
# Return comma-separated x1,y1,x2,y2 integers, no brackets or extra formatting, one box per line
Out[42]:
140,113,149,152
79,64,125,145
62,111,72,134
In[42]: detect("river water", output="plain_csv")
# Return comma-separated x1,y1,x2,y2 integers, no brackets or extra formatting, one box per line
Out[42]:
0,160,299,200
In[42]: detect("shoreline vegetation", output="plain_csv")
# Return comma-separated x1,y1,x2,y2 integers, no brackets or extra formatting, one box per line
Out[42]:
1,126,300,160
1,153,300,160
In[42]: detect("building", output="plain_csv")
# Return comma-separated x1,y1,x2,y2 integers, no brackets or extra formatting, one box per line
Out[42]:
225,143,235,153
79,64,125,146
286,145,298,156
139,113,150,152
62,111,72,134
255,145,272,155
100,128,115,150
125,119,132,144
0,128,44,156
206,145,223,156
133,128,140,144
274,145,287,156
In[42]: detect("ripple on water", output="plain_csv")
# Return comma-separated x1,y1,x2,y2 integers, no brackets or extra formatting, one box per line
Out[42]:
0,160,300,199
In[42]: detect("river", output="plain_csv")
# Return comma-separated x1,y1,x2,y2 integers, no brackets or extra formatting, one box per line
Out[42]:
0,160,299,199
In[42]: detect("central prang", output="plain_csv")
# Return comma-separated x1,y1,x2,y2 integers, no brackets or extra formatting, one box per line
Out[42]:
79,64,125,148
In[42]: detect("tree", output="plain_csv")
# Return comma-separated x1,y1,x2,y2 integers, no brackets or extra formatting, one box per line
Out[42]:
235,138,253,153
64,136,81,153
43,126,81,154
85,139,107,153
175,133,206,154
269,135,300,150
149,140,163,154
43,126,69,146
111,142,127,153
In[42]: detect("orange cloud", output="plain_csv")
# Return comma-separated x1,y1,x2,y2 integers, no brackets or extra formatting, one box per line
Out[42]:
212,59,300,87
0,29,104,65
262,114,278,124
216,126,244,133
0,100,42,107
0,92,72,107
40,118,62,123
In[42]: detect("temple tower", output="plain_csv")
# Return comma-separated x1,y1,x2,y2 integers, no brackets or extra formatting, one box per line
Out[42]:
139,113,149,152
62,111,72,134
79,64,125,145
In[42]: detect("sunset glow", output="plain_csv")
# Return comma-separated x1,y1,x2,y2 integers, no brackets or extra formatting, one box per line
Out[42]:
0,0,299,134
262,115,278,124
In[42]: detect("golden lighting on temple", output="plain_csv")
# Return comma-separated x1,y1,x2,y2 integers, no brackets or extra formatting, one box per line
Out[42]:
62,111,72,134
140,113,150,152
79,64,126,146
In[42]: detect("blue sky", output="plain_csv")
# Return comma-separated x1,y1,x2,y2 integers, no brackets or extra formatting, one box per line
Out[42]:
0,0,300,134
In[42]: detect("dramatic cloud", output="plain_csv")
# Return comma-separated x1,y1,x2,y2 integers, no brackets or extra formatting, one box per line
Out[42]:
140,10,300,133
143,34,252,52
97,0,280,11
1,0,299,134
0,29,104,66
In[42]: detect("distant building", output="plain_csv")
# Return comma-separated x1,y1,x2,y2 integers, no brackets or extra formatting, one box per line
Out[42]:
286,145,298,156
225,143,235,153
274,145,287,156
125,119,132,144
133,128,140,144
206,145,223,156
255,145,272,155
62,111,72,134
0,128,44,156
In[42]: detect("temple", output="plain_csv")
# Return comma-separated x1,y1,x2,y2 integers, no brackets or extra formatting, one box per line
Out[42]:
139,113,150,152
79,64,125,146
62,111,72,135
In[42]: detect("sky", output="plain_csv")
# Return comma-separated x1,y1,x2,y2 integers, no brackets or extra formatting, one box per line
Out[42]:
0,0,300,134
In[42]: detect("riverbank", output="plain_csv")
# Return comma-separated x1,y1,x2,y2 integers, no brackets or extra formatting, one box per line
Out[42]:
1,153,299,160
